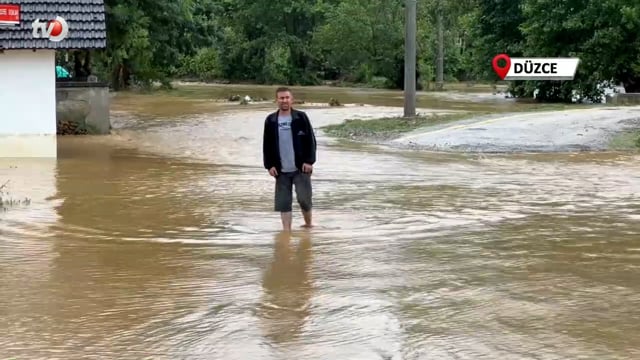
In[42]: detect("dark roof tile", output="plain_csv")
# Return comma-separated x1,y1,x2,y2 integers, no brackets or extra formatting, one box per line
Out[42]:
0,0,106,49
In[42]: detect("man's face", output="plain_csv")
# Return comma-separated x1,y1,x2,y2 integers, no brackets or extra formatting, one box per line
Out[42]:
276,91,293,111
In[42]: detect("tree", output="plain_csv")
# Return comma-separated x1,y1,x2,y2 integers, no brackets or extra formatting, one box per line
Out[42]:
90,0,638,98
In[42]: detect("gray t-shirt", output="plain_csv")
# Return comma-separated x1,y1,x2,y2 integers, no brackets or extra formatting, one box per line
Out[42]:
278,114,297,172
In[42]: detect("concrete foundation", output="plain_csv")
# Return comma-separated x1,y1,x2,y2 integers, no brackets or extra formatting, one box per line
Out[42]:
606,93,640,105
55,82,111,134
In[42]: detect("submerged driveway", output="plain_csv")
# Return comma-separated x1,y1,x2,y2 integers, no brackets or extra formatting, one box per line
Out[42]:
392,106,640,152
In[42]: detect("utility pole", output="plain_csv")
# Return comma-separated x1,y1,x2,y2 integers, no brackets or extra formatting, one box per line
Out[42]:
435,5,444,91
404,0,417,117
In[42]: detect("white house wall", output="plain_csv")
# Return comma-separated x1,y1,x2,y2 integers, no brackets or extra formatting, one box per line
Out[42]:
0,49,57,157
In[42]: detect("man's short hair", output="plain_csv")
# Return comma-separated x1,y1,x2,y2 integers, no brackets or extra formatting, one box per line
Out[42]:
275,86,291,96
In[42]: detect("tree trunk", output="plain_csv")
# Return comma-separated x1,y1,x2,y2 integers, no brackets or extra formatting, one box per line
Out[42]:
435,8,444,91
83,51,92,76
111,63,129,91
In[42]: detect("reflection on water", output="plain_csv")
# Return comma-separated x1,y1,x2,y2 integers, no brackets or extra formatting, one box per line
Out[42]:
0,86,639,359
259,231,314,346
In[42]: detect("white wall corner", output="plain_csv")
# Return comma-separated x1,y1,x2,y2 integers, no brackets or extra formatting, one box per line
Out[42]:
0,49,57,157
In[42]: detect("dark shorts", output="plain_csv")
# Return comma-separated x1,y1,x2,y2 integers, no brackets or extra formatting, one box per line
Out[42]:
274,170,312,212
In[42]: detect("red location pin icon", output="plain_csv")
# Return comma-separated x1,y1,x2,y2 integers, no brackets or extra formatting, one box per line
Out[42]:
492,53,511,80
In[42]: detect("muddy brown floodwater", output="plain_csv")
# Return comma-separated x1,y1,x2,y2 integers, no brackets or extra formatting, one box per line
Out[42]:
1,85,639,359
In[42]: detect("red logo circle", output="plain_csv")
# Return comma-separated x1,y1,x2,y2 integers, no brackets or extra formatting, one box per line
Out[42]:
47,20,63,37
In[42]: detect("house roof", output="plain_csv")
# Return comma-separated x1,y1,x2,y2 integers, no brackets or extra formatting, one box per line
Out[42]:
0,0,106,50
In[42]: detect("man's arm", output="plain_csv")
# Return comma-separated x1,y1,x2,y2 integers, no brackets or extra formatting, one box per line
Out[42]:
263,116,273,169
303,113,317,165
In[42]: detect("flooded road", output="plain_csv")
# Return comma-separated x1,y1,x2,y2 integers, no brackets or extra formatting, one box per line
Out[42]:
1,85,639,359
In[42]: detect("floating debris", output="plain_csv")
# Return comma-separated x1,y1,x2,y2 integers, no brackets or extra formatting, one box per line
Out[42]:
329,98,342,106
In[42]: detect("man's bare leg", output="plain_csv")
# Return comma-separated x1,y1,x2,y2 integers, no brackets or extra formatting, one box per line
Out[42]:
281,212,293,231
301,210,313,228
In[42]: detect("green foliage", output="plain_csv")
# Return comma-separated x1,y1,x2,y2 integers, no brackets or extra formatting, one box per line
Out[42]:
514,0,640,101
94,0,640,101
263,42,293,84
178,48,223,82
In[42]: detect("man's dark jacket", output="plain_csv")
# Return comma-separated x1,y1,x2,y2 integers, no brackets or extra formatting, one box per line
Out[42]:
263,109,317,172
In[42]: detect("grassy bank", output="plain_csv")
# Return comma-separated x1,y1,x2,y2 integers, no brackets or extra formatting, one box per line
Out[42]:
321,112,484,142
608,130,640,150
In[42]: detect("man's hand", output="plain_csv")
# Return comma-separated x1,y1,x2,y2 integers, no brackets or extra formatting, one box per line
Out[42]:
302,163,313,174
268,167,278,177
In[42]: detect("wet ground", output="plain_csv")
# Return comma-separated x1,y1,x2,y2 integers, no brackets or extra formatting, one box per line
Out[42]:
1,85,639,359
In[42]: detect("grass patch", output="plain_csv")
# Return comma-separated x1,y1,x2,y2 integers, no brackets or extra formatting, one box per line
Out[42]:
322,112,483,141
608,129,640,150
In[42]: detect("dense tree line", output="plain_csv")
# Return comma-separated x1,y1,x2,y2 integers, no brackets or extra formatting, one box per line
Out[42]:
89,0,640,102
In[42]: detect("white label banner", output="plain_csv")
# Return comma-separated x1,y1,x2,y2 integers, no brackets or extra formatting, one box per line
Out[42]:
493,54,580,81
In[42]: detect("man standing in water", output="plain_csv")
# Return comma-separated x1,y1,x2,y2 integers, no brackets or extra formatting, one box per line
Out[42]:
263,87,317,231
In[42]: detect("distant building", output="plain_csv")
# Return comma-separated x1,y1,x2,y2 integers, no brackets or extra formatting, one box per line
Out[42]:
0,0,107,157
